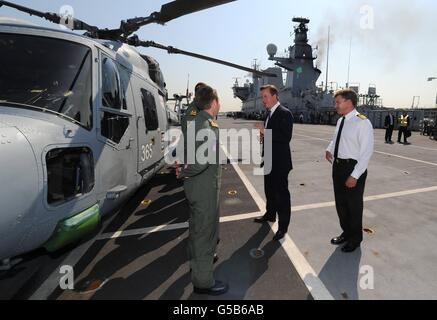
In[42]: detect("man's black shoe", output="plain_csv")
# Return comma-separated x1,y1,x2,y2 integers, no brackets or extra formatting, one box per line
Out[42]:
331,236,346,245
341,243,360,253
273,230,286,241
193,280,228,295
254,215,276,223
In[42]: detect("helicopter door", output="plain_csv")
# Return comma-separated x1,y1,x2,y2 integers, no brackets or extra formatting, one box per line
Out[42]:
97,55,136,197
133,84,163,178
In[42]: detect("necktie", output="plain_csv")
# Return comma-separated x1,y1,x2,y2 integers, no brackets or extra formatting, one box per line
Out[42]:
261,111,271,163
334,116,346,160
265,111,271,128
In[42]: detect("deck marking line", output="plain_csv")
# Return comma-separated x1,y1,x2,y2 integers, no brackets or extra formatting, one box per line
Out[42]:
221,145,334,300
294,133,437,167
98,186,437,239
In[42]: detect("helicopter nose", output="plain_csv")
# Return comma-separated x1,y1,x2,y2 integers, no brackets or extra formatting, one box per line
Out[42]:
0,125,39,260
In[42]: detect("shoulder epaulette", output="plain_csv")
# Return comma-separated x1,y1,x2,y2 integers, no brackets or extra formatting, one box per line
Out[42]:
357,114,367,120
208,119,219,128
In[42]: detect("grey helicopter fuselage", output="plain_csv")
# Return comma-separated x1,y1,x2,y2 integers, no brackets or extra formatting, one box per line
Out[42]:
0,19,171,261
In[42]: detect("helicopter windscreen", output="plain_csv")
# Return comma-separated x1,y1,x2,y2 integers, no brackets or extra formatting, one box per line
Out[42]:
0,33,93,129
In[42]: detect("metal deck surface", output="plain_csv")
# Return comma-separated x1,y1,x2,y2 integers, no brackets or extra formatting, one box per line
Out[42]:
2,118,437,300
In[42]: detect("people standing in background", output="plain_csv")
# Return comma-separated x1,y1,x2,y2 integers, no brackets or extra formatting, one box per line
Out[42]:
384,112,395,143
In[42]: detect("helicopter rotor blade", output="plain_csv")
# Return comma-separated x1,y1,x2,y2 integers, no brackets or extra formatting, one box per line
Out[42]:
156,0,236,24
127,37,277,78
0,0,236,40
98,0,237,40
0,0,99,34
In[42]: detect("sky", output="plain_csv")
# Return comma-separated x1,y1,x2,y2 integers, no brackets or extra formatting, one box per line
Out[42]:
2,0,437,111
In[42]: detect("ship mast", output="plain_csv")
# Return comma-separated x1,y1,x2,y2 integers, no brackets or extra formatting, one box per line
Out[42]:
325,26,330,92
346,36,352,88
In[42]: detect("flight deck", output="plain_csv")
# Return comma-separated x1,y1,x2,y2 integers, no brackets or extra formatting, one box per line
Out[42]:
2,119,437,300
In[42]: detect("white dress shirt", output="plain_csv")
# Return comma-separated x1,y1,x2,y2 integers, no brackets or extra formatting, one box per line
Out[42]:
327,109,374,179
265,102,280,128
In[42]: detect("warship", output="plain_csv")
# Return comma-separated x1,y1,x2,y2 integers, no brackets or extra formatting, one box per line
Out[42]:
232,17,437,137
232,17,335,123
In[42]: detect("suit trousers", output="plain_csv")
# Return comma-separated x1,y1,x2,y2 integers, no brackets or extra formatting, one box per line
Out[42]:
264,168,291,232
385,125,394,142
333,160,367,246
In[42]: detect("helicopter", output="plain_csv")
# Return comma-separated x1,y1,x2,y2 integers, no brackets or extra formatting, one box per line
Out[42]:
0,0,276,270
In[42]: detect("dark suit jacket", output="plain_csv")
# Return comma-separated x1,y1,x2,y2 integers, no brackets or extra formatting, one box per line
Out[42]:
384,114,395,127
264,105,294,173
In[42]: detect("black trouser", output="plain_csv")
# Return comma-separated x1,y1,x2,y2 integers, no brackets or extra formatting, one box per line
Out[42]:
264,169,291,232
385,125,394,142
398,126,408,143
332,159,367,246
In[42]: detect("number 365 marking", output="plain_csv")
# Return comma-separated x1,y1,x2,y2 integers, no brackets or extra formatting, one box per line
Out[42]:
141,143,153,162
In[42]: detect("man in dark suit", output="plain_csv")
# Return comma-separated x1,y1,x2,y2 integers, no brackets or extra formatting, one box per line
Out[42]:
384,112,395,143
254,85,293,241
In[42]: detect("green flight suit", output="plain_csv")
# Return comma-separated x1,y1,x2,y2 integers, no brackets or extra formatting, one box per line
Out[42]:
179,110,221,289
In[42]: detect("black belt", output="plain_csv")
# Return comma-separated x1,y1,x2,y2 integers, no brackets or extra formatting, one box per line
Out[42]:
334,158,357,165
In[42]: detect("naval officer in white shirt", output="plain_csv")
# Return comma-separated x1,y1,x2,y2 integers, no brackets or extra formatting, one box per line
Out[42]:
325,89,374,252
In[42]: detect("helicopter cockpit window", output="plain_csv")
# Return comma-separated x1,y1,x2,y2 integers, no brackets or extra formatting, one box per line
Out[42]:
100,57,130,144
102,57,122,109
117,66,130,110
141,89,159,131
0,33,93,130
